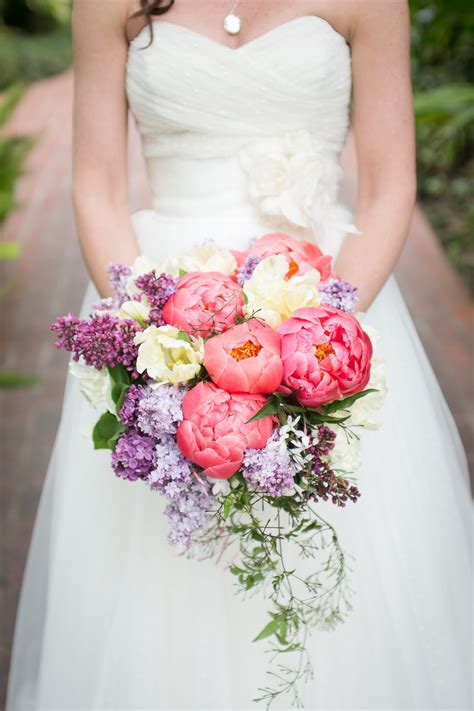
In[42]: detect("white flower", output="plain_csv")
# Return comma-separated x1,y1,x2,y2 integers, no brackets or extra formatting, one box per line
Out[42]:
243,254,321,328
347,357,387,429
327,425,362,472
238,129,345,230
134,325,204,385
207,477,231,496
69,361,115,413
117,298,151,324
178,243,237,275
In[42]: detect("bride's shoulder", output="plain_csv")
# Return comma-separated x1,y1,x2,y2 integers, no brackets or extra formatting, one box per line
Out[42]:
346,0,410,41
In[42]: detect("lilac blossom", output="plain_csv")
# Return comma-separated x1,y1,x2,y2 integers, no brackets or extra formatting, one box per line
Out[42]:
51,312,140,373
107,263,132,306
242,430,295,497
319,278,358,313
111,427,156,481
236,254,263,285
148,436,214,549
136,385,185,437
119,384,145,426
135,271,178,308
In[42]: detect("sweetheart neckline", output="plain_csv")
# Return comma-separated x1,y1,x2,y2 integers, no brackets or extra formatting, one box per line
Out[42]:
129,14,349,53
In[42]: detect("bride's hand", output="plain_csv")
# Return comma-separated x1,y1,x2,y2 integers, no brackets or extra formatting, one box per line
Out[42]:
72,0,141,298
333,0,416,311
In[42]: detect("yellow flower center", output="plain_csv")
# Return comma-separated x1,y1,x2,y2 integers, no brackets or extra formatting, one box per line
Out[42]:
284,258,299,280
314,342,335,361
230,340,262,361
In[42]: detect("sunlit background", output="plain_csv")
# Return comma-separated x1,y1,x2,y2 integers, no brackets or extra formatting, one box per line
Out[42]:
0,0,472,704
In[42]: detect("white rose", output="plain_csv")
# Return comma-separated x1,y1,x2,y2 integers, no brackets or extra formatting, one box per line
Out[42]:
327,425,362,472
69,361,115,413
347,357,388,429
243,254,321,328
134,325,204,385
179,243,237,275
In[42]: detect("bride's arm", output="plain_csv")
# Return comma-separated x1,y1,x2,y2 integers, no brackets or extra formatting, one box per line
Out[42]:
72,0,140,299
333,0,416,311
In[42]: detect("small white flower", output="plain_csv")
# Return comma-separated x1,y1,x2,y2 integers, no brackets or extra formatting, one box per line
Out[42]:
69,361,115,413
207,477,231,496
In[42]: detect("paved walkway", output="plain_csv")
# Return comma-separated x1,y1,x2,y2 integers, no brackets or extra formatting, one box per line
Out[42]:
0,70,472,704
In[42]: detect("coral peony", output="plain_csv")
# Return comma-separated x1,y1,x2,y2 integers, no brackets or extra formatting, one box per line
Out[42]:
162,271,243,338
204,319,283,394
279,306,372,408
247,232,333,281
177,382,274,479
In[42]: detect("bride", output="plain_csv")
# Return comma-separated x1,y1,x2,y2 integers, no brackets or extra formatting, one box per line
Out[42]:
6,0,472,709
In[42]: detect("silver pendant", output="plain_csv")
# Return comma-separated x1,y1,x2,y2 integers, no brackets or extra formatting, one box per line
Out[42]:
223,13,241,35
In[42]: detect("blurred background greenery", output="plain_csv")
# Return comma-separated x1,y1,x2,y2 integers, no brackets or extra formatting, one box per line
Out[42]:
0,0,473,292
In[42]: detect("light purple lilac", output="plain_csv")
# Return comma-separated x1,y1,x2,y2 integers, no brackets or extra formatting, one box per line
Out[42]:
148,436,214,549
137,385,185,437
111,427,156,481
107,263,132,307
236,254,263,285
242,430,295,497
319,278,358,313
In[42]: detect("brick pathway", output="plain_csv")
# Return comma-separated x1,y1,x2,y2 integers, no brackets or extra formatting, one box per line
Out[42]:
1,70,472,705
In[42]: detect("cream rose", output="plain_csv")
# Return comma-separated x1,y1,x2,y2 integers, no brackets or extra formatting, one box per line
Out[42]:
243,254,321,328
134,325,204,385
69,361,115,413
178,243,237,275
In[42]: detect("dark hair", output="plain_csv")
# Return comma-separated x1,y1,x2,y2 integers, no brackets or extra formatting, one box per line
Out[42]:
130,0,174,44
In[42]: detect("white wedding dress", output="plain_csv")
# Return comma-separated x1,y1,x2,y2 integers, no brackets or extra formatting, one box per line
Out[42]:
6,16,472,711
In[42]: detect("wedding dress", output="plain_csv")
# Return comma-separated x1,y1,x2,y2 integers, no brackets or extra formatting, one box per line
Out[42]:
6,16,472,711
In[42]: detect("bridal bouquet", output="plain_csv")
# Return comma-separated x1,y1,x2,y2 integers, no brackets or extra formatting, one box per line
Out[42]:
51,233,386,707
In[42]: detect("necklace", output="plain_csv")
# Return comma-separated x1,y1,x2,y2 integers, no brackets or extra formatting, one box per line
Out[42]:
223,0,242,35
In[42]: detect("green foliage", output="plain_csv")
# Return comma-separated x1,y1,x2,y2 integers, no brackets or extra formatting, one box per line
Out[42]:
92,411,126,450
0,26,71,90
0,371,39,387
1,0,71,33
410,1,474,291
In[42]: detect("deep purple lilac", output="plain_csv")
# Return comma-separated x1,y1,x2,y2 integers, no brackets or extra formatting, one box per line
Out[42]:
134,271,178,309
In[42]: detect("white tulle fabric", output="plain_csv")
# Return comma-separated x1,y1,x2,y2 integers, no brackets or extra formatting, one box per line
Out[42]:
6,16,472,711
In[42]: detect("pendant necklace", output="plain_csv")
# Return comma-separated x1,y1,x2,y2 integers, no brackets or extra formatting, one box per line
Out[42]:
223,0,242,35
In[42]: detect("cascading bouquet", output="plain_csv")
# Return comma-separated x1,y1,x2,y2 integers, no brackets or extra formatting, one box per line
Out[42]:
51,232,386,708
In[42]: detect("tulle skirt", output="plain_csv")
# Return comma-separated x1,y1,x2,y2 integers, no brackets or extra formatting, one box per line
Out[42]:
6,211,472,710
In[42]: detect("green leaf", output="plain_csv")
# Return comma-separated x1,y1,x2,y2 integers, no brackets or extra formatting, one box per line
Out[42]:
177,330,191,343
107,364,130,386
320,388,378,415
253,618,279,642
178,268,187,277
92,411,125,450
111,381,129,413
245,396,280,423
223,493,235,520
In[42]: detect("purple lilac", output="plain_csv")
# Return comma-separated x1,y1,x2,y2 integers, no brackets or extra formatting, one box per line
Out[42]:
148,436,214,549
242,430,295,497
137,385,185,437
107,263,132,306
307,426,360,506
236,254,263,285
51,312,140,373
119,384,145,426
91,297,115,312
111,427,156,481
135,271,178,309
320,278,358,313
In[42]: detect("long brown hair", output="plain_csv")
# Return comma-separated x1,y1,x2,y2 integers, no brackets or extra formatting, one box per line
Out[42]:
130,0,175,44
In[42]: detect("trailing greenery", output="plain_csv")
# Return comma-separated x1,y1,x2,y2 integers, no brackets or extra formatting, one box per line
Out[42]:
410,1,474,292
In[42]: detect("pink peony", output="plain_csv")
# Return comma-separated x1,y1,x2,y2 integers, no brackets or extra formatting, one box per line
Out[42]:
162,271,244,338
247,232,333,281
279,306,372,408
203,319,283,394
177,382,274,479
